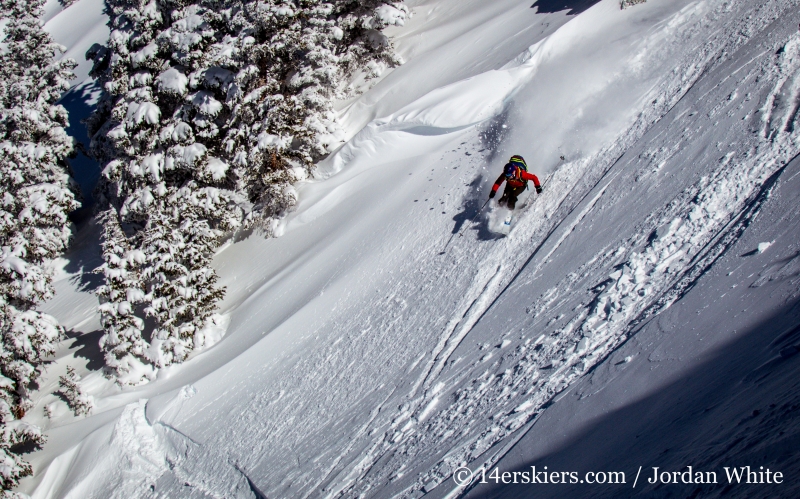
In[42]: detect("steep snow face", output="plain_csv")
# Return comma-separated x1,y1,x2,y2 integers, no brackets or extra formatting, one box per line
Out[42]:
27,0,800,498
43,0,107,84
470,153,800,499
336,0,590,136
464,3,800,497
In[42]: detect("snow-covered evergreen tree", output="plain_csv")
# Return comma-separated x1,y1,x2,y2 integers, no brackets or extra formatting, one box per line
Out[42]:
94,209,151,380
88,0,408,380
0,0,78,490
219,0,409,226
57,366,93,416
620,0,647,8
0,402,43,494
86,0,245,379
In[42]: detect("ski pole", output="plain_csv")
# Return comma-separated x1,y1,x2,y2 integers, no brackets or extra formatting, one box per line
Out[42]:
539,156,562,193
540,172,554,192
535,155,562,194
440,198,491,254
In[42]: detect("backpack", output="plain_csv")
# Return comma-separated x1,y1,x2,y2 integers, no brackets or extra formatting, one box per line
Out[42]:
504,156,528,184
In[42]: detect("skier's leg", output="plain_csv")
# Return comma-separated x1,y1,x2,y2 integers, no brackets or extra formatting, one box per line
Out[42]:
507,185,525,210
498,184,514,206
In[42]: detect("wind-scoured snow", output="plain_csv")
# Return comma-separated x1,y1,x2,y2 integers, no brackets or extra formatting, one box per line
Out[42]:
22,0,800,498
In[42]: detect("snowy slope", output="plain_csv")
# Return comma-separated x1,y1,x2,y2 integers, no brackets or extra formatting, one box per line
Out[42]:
42,0,107,208
469,155,800,499
24,0,800,498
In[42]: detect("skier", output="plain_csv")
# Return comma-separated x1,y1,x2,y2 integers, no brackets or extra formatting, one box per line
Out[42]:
488,155,542,209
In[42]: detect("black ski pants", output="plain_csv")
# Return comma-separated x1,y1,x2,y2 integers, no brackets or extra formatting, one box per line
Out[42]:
498,183,526,209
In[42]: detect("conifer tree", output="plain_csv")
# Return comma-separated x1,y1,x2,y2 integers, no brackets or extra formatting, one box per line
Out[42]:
0,0,78,490
620,0,647,8
57,366,93,416
88,0,408,380
95,209,151,380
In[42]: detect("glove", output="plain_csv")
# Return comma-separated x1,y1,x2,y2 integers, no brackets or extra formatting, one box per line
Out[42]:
535,185,543,194
489,190,496,199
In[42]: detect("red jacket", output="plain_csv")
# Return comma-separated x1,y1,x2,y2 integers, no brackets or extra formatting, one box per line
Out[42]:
491,170,540,194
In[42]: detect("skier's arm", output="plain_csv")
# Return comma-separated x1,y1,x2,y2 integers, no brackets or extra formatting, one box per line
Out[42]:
521,171,543,193
489,173,506,198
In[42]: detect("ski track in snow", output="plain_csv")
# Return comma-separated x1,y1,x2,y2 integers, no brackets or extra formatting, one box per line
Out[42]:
26,0,800,498
312,2,800,497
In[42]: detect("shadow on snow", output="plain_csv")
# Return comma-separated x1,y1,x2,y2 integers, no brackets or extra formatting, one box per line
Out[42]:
59,80,102,216
468,300,800,499
530,0,602,16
